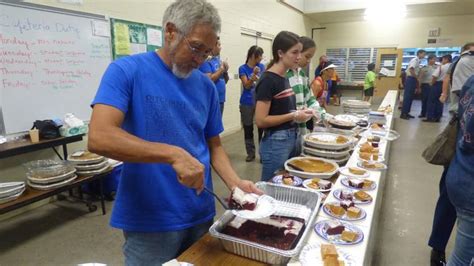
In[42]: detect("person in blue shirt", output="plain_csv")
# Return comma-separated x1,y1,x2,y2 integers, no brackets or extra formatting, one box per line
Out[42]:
239,45,265,162
446,74,474,266
199,36,229,115
87,0,261,264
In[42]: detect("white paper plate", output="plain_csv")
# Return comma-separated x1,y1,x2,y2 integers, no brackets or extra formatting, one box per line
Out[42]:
304,132,353,150
67,154,105,165
74,160,109,171
322,202,367,221
314,220,364,245
27,169,76,184
340,177,377,191
333,189,373,205
231,194,276,220
0,182,25,197
338,166,370,178
299,242,356,266
0,187,25,204
302,179,333,192
76,165,110,176
357,160,388,171
302,145,351,159
28,175,78,190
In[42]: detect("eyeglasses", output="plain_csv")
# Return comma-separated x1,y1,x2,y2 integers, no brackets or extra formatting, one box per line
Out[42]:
182,36,212,60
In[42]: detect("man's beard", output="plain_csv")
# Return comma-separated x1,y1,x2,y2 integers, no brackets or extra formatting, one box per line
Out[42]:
169,40,192,79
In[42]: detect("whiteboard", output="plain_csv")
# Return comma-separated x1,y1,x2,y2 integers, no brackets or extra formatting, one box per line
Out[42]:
0,2,112,134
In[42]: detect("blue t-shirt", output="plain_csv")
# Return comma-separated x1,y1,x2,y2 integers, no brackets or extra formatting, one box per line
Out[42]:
238,63,265,106
199,56,226,103
92,51,223,232
446,75,474,212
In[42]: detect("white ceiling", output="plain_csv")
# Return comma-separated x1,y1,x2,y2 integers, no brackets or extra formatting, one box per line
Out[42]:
304,1,474,24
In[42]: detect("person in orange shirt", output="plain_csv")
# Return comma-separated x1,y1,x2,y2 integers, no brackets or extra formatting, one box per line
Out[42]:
329,69,341,105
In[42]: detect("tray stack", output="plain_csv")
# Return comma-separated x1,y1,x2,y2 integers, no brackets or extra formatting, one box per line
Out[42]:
342,100,371,115
67,151,109,176
302,132,354,166
25,160,77,191
0,182,25,204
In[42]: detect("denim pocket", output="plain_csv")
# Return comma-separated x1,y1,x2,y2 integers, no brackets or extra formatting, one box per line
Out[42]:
269,130,290,141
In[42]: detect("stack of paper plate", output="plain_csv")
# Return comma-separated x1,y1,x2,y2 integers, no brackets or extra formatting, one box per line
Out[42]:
24,160,77,190
0,182,26,204
67,151,109,176
342,100,371,115
302,132,353,166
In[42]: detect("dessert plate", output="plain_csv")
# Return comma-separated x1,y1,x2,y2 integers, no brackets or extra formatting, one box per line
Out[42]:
338,166,370,178
231,194,276,220
357,161,387,171
0,182,25,198
333,189,373,205
271,174,303,187
302,179,333,192
299,242,356,266
0,187,25,204
340,177,377,191
314,220,364,245
322,202,367,221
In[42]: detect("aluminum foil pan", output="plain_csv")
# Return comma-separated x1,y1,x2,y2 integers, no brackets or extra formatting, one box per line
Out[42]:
209,182,321,265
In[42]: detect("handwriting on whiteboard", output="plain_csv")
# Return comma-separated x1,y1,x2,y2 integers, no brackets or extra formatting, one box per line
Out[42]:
0,14,81,38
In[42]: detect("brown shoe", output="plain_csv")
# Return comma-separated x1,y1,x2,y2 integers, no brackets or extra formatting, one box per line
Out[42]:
245,155,255,162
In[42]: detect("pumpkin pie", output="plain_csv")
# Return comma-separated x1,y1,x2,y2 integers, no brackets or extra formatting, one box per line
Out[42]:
290,158,336,173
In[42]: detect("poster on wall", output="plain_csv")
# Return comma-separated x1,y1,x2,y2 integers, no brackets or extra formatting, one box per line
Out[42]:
110,18,163,59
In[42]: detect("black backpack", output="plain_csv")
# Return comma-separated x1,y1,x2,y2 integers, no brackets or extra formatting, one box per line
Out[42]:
31,120,61,139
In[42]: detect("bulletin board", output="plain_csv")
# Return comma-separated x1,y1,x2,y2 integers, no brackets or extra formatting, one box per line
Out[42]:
110,18,163,60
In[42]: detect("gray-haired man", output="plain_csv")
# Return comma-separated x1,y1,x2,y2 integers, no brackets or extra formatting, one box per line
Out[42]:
88,0,261,264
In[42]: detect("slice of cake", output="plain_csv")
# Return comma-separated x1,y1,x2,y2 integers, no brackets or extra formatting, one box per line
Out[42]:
339,200,355,210
221,215,306,250
282,176,294,185
324,220,345,235
228,187,258,211
341,230,359,242
328,204,345,217
321,244,338,260
339,190,353,201
363,179,374,189
346,207,361,219
348,178,364,189
348,167,366,175
354,191,372,202
318,180,332,190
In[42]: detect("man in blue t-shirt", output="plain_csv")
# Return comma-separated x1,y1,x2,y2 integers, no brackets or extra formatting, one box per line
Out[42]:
199,37,229,115
88,0,261,264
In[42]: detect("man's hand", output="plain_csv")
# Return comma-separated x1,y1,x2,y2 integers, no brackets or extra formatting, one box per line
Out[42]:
439,93,448,103
253,66,261,75
415,87,421,94
234,179,264,195
222,60,229,72
171,148,205,192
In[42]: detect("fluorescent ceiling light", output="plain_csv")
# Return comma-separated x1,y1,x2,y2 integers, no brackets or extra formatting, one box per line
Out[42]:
364,1,407,21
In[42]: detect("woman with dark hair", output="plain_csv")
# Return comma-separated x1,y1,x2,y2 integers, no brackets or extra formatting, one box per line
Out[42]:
239,45,265,162
255,31,313,181
364,63,376,103
286,36,326,134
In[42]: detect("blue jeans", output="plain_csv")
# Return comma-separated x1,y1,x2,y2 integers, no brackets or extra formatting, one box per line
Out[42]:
122,220,213,265
428,166,457,251
447,208,474,266
427,81,444,120
420,83,431,117
401,76,417,115
259,127,300,181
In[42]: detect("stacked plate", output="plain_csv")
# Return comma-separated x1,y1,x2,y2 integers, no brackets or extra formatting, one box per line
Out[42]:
302,132,353,166
0,182,26,204
67,151,109,176
342,100,371,115
24,160,77,191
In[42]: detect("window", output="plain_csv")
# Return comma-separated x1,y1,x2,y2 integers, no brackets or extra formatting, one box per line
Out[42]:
326,48,347,80
325,47,379,82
